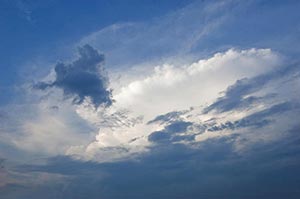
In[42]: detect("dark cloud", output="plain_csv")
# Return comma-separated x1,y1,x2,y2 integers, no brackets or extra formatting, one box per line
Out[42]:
165,121,193,133
35,45,113,107
0,158,5,169
148,131,171,143
203,63,300,113
208,102,297,132
148,121,193,143
147,101,297,142
237,102,294,125
8,126,300,199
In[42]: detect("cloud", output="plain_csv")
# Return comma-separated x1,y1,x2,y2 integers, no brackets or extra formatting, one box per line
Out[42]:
9,124,300,199
3,47,294,163
68,48,283,161
148,121,193,143
0,158,9,187
1,1,300,198
207,102,296,132
112,48,280,120
0,98,96,157
146,101,299,144
35,44,113,107
203,62,300,113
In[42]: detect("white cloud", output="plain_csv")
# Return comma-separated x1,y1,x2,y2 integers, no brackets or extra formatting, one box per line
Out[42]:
3,48,287,163
71,48,282,162
113,48,280,120
0,98,95,157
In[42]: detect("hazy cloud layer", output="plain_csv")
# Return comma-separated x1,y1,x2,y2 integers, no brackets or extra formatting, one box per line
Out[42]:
6,124,300,199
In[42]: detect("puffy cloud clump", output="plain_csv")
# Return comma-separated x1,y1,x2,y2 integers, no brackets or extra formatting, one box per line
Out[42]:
113,48,280,120
35,44,113,107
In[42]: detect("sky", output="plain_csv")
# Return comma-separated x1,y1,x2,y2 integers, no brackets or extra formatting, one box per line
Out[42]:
0,0,300,198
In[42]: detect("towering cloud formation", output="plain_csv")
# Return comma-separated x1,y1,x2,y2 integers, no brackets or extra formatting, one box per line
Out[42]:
35,45,113,107
68,48,287,162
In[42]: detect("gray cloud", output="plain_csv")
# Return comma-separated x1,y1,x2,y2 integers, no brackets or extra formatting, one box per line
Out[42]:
8,125,300,199
208,102,297,132
35,44,113,107
203,63,300,113
148,121,193,143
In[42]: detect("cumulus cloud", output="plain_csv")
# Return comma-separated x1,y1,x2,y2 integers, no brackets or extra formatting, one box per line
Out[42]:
112,48,280,120
35,44,113,107
5,47,295,164
8,56,300,198
69,48,285,161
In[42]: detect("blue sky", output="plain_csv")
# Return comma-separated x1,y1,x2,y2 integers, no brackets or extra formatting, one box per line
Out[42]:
1,0,300,198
